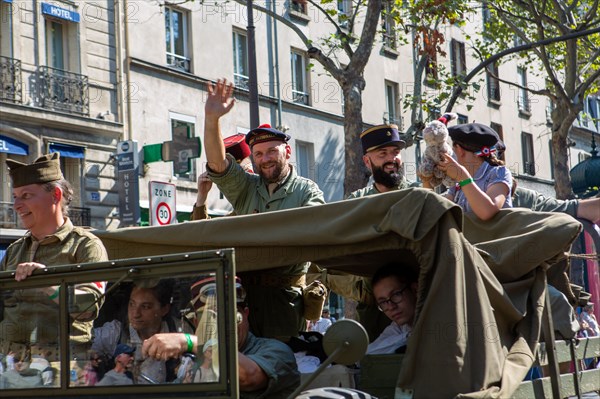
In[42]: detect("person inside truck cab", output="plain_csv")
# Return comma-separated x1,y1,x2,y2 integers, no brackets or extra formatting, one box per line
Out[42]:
92,279,192,385
367,264,418,355
141,276,301,398
1,153,108,379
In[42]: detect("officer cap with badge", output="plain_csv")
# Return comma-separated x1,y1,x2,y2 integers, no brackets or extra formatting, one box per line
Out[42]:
360,124,406,155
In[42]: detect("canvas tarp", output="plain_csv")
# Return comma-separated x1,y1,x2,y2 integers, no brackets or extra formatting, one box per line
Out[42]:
94,188,582,398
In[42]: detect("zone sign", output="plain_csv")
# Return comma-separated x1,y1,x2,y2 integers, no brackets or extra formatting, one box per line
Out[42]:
149,181,177,226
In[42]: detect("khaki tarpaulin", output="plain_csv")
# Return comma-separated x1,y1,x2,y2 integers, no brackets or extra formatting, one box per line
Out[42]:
94,188,581,398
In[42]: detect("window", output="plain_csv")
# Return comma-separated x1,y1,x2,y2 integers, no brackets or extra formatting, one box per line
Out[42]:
384,80,400,127
291,50,309,105
170,114,197,179
548,140,554,179
0,1,13,57
517,67,530,114
424,52,438,87
165,6,190,72
546,98,554,125
337,0,351,28
482,1,491,27
46,20,67,70
382,1,397,50
450,39,466,78
232,30,249,90
296,140,315,180
457,114,468,124
291,0,307,14
521,132,535,176
490,122,504,160
486,62,500,102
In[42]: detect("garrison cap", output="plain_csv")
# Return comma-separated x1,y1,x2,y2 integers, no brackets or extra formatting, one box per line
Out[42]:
6,153,64,188
224,134,251,162
245,124,291,147
448,123,501,149
360,124,406,155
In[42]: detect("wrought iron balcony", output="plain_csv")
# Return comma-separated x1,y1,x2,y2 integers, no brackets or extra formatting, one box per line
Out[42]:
0,56,22,104
0,201,21,229
69,206,91,227
37,66,89,116
0,202,91,229
166,53,191,72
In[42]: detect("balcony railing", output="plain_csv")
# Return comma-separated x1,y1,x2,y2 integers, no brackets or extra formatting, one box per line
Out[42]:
234,73,249,90
0,56,22,104
37,66,89,116
166,53,191,72
69,206,91,227
0,202,91,229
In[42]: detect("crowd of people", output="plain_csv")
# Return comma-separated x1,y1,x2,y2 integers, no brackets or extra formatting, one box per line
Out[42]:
1,77,599,394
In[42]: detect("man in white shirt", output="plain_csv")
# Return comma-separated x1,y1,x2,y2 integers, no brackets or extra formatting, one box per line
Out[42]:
367,264,417,355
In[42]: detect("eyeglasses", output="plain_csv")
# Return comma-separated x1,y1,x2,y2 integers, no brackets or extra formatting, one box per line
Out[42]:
376,286,409,311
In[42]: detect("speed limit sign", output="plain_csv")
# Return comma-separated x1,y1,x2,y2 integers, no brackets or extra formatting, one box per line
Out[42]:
155,201,172,225
149,181,176,226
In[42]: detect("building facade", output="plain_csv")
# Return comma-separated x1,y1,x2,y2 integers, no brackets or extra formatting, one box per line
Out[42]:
0,0,123,254
1,0,596,242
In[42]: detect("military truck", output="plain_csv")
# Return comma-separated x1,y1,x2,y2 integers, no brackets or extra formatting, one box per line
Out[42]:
0,189,598,398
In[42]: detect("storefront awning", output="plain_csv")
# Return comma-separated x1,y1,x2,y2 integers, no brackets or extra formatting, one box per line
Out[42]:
0,135,28,155
49,142,85,159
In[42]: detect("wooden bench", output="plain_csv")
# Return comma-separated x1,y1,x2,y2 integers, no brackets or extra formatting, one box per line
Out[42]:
357,337,599,398
514,336,599,398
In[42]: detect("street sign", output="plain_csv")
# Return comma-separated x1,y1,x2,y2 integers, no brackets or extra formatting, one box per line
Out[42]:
117,140,140,227
149,181,176,226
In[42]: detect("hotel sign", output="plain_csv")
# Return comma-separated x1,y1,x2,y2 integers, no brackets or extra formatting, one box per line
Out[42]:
42,2,80,23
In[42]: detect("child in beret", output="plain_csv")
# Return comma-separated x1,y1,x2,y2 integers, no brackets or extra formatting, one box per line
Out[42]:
422,122,513,221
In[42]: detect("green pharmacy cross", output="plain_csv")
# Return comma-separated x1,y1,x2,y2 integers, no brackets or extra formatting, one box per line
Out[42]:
143,125,202,175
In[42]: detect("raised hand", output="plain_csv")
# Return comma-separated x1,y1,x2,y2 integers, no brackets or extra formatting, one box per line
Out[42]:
205,79,235,119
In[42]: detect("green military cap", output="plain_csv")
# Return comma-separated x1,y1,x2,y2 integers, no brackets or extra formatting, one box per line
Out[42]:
6,153,64,188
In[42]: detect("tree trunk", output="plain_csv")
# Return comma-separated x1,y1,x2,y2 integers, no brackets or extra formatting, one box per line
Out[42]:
552,102,578,199
342,83,370,196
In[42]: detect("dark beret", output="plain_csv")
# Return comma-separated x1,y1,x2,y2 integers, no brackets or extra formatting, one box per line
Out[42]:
6,153,64,188
360,124,406,154
245,124,291,147
448,123,501,149
224,134,251,162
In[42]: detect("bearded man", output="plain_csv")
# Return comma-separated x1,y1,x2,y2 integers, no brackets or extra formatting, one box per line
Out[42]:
347,124,410,198
202,79,325,340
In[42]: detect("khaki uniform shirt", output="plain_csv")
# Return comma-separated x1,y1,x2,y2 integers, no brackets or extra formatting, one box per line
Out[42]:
208,154,325,338
513,186,578,216
0,219,108,349
347,178,412,199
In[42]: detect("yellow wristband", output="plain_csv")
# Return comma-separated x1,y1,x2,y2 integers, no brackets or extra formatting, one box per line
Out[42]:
184,333,193,353
459,177,474,187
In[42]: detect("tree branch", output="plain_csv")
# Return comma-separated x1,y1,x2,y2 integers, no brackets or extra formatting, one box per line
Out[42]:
306,0,354,57
232,0,311,45
351,0,382,73
444,26,600,112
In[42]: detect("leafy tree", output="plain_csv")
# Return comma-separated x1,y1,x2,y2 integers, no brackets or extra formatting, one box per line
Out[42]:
232,0,472,194
471,0,600,199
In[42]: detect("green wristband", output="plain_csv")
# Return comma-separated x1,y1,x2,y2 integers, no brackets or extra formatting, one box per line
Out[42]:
48,286,60,300
185,333,193,353
459,177,474,187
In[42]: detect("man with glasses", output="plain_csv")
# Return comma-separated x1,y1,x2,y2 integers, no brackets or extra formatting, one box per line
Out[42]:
367,264,418,355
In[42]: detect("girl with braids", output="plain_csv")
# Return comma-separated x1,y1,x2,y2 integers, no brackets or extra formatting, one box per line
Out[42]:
422,123,513,221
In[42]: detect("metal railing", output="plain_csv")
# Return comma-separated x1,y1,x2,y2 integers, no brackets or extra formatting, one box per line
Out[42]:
37,66,89,116
0,202,91,228
0,56,22,104
166,53,191,72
